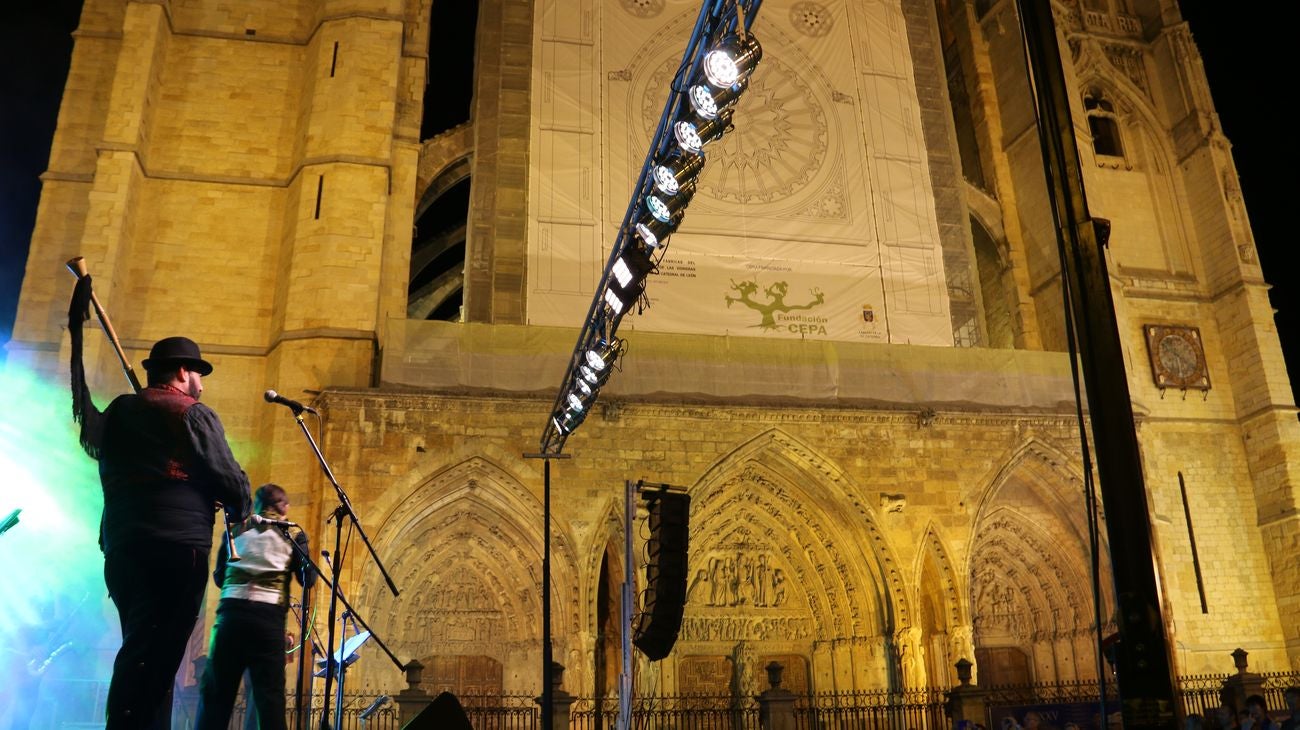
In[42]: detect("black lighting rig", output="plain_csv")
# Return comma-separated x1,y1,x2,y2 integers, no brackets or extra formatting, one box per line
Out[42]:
537,0,765,454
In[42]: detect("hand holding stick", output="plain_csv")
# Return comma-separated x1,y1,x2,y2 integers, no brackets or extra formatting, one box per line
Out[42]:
65,257,142,393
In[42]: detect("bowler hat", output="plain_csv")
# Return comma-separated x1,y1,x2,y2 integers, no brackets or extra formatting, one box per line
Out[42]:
141,336,214,376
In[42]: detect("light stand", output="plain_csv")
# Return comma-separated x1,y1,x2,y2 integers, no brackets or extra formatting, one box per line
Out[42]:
274,404,401,730
522,451,572,730
616,480,636,730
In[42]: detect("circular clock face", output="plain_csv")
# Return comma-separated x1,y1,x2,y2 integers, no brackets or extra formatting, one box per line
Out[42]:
1157,334,1199,379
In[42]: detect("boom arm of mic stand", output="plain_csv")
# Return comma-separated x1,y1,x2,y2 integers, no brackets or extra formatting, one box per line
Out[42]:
291,413,400,598
269,524,406,673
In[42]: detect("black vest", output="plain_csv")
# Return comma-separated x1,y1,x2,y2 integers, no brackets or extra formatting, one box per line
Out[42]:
99,386,215,553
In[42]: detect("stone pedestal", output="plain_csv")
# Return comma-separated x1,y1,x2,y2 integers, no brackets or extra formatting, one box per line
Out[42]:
946,658,989,730
535,662,577,729
757,662,798,730
1219,648,1265,713
394,660,434,725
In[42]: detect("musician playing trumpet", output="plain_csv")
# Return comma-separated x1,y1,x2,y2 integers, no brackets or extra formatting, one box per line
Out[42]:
97,336,251,730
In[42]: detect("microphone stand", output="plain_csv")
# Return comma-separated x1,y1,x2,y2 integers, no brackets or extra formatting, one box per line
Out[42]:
274,403,401,730
266,522,405,730
290,588,318,730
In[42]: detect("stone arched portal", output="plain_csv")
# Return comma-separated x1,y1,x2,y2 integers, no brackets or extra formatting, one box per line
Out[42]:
349,456,581,694
969,439,1113,684
669,429,913,695
917,522,974,687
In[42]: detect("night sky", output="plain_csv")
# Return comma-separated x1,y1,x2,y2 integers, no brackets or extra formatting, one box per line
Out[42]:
1,3,1294,401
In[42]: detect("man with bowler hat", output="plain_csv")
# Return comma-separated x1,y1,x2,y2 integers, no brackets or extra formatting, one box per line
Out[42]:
98,336,251,730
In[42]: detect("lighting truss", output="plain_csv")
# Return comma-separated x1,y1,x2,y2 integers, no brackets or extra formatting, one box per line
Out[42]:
539,1,764,454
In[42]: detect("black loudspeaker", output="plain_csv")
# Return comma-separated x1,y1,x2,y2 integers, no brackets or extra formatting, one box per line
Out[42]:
401,691,473,730
634,489,691,661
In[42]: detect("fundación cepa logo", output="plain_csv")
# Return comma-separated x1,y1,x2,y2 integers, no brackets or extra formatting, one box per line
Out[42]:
724,278,829,335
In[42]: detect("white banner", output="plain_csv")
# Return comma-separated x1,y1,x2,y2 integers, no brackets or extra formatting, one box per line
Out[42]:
527,0,953,347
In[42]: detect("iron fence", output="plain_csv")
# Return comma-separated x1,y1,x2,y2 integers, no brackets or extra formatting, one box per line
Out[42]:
1177,674,1231,718
278,693,402,730
456,693,541,730
1260,671,1300,713
571,694,760,730
792,688,948,730
983,679,1121,707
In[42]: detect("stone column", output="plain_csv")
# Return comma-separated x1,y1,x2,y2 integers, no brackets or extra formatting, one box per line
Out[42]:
535,662,577,729
946,658,989,730
757,662,798,730
394,660,433,725
1219,648,1265,713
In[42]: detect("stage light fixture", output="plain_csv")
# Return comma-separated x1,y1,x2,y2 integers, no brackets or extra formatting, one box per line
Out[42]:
586,338,623,374
566,378,596,413
701,34,763,89
673,111,734,154
647,181,696,225
553,408,586,435
605,245,656,316
579,363,610,388
652,151,705,197
635,209,684,251
687,77,748,120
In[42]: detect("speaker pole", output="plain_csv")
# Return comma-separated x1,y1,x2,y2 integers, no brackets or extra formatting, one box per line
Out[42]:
617,480,637,730
524,451,572,730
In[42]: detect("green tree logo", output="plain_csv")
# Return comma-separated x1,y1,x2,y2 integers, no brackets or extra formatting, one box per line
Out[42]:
725,279,825,329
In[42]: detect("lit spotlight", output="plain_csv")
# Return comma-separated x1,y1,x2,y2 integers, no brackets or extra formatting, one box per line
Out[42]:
688,77,748,121
652,151,705,197
635,209,684,251
647,181,696,224
553,408,587,434
702,34,763,89
566,378,596,413
673,110,734,154
586,338,623,373
579,363,610,387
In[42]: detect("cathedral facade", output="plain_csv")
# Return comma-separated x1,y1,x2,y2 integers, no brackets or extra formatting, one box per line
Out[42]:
9,0,1298,699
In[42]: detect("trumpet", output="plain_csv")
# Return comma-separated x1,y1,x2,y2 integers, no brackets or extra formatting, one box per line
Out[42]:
66,256,241,560
215,503,241,562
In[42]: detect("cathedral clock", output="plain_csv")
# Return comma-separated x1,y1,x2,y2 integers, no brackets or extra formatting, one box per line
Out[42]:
1143,324,1210,390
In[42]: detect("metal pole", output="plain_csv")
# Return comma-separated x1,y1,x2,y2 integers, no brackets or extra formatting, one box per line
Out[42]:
542,457,553,730
617,480,635,730
294,582,312,730
1014,1,1178,727
523,451,570,730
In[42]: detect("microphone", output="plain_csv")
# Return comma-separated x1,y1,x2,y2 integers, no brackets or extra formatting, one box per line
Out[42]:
359,695,390,721
250,514,298,528
0,508,19,536
263,389,317,415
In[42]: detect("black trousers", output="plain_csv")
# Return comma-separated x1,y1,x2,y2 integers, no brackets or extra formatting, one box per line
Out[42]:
104,541,209,730
197,598,289,730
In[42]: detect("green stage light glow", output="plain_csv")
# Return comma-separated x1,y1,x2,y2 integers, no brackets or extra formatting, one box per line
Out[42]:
0,365,117,725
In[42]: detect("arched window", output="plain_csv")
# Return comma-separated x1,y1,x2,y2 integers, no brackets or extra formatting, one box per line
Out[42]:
1084,91,1124,158
409,176,469,321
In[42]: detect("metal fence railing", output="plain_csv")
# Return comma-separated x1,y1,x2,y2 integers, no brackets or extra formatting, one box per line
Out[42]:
1177,674,1232,719
571,694,759,730
795,689,949,730
30,672,1300,730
